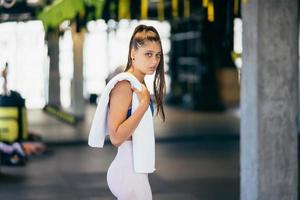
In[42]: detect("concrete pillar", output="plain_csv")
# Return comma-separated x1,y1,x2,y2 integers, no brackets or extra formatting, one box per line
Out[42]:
70,24,85,118
241,1,298,200
46,29,60,106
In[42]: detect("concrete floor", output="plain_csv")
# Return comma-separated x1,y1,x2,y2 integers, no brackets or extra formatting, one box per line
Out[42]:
27,105,240,143
0,105,240,200
0,139,239,200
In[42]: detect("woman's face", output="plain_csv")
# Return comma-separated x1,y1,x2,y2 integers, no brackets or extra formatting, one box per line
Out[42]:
131,41,162,75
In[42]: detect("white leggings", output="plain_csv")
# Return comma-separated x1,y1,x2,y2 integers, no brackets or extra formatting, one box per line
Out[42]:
107,140,152,200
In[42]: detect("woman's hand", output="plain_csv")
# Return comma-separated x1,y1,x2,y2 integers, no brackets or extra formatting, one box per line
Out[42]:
108,81,150,147
131,84,150,109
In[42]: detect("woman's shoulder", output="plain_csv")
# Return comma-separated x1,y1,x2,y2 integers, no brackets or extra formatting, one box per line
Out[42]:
110,80,133,98
115,80,132,89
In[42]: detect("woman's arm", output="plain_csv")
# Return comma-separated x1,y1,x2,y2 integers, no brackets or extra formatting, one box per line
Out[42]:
108,80,150,147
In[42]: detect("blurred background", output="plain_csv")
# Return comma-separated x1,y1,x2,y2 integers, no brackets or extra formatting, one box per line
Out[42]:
0,0,242,199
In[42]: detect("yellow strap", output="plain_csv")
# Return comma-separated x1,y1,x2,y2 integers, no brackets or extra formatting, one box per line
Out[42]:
172,0,178,18
141,0,148,19
118,0,130,20
203,0,208,8
208,0,214,22
234,0,239,16
158,0,165,21
184,0,190,18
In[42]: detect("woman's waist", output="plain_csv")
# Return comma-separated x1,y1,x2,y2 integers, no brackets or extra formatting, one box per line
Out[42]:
116,140,133,155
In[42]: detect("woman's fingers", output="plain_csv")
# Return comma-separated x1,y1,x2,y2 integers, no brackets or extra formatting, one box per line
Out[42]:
131,85,150,104
131,86,140,93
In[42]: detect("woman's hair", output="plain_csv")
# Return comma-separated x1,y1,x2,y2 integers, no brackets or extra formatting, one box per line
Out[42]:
124,24,166,121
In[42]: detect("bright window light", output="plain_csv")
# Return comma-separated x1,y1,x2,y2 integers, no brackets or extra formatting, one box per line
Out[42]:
0,20,48,109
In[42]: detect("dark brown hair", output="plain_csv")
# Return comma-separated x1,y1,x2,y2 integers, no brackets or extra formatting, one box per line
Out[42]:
125,24,166,121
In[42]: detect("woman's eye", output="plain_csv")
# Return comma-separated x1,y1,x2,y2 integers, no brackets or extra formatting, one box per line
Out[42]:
156,54,161,58
146,53,152,57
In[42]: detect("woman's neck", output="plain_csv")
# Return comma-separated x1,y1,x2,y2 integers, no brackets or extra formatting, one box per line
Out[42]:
127,68,145,83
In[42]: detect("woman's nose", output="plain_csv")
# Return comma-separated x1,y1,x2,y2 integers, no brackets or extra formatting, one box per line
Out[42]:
152,56,159,64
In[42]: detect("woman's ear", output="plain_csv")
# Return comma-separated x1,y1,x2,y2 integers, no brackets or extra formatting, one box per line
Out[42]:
131,49,136,60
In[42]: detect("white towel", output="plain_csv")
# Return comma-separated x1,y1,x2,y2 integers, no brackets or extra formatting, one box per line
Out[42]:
88,72,155,173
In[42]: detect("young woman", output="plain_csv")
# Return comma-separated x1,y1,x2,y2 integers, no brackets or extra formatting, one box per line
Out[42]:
106,24,166,199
